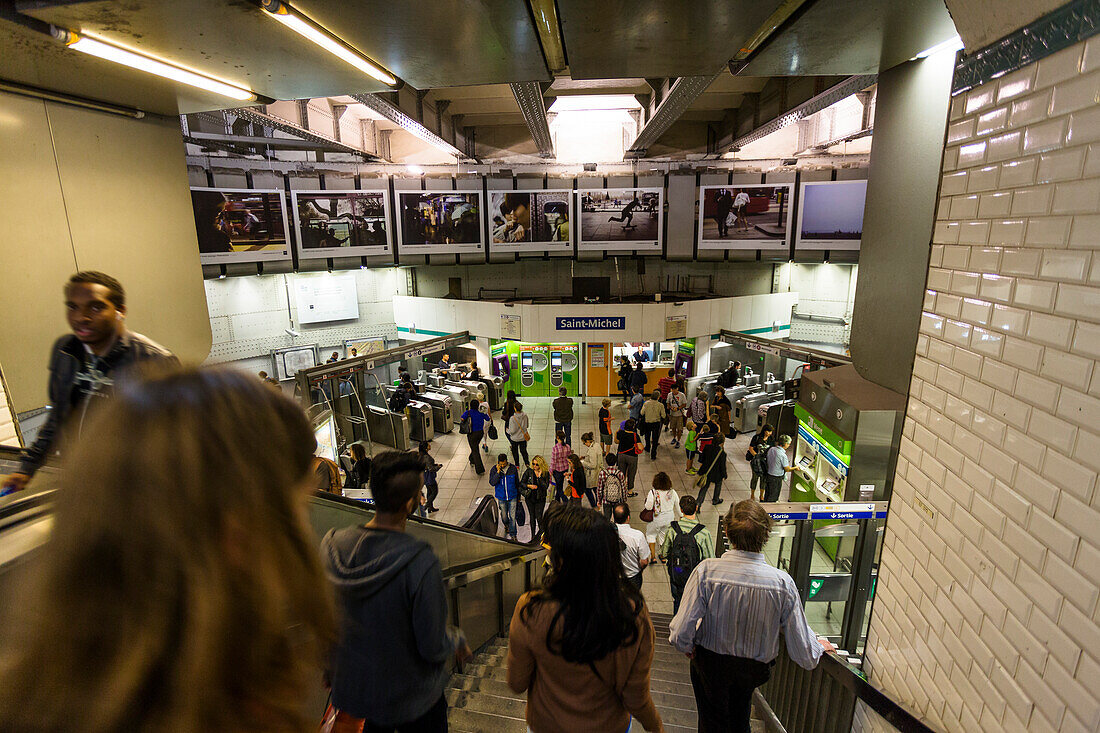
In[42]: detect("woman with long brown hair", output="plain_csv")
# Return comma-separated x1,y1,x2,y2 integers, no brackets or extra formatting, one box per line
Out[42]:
0,366,334,732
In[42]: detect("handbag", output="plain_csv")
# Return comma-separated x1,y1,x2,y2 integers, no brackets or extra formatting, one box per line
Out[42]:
695,449,726,490
319,694,364,733
459,415,472,434
516,499,527,527
488,423,498,440
639,490,656,523
632,431,644,455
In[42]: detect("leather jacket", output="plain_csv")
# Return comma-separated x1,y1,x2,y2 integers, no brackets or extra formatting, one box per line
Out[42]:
19,331,177,475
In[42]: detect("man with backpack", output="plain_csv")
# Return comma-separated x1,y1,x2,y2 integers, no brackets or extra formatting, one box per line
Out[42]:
596,453,628,520
659,495,714,613
746,423,774,502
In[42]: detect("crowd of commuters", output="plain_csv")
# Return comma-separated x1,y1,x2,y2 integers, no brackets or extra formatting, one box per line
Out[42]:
0,278,828,733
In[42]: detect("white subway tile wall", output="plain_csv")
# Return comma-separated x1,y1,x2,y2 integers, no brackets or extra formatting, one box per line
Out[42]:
864,38,1100,733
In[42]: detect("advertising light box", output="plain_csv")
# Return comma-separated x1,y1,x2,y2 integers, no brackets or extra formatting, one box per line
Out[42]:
578,188,662,252
292,189,392,259
190,188,292,265
698,184,792,251
489,190,573,253
796,180,867,250
397,190,484,254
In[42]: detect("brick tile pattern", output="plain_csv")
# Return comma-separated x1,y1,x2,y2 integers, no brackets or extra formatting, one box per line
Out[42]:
864,40,1100,733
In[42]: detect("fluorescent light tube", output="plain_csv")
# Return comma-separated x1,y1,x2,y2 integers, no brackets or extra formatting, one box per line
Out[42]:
53,28,256,101
261,0,396,86
912,35,964,60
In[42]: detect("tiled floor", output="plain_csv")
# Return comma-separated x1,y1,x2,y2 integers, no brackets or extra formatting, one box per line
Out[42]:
364,396,794,617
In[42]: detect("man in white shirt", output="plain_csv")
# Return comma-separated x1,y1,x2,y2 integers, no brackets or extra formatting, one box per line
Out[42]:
670,500,833,733
733,190,751,232
613,504,650,589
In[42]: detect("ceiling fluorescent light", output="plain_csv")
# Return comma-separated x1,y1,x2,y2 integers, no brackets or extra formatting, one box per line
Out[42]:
912,35,964,60
52,28,256,101
261,0,396,86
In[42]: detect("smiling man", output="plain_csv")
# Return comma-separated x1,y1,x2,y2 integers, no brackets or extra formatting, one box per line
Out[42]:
1,272,177,494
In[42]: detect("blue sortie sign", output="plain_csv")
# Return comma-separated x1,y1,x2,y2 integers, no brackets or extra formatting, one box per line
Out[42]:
555,316,626,330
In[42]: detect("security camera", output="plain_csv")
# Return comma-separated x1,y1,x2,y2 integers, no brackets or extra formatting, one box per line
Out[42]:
285,328,301,337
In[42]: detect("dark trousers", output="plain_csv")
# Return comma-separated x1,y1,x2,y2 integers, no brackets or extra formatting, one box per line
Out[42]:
508,438,530,467
690,647,772,733
467,431,485,474
643,421,661,458
365,693,448,733
583,487,598,508
762,474,784,502
697,477,722,505
627,572,643,589
749,469,763,495
552,470,567,502
529,497,546,535
671,579,686,614
425,480,439,511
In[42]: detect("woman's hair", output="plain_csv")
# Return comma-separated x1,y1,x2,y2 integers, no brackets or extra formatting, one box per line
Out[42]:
523,506,644,664
725,500,772,553
556,430,566,443
623,418,636,431
581,432,593,443
418,441,431,454
0,366,333,732
653,471,672,491
567,454,583,473
350,442,368,462
514,401,523,412
531,455,549,473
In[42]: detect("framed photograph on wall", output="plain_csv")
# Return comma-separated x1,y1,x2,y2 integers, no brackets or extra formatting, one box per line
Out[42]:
190,188,292,265
578,187,662,252
271,344,318,381
396,190,484,254
488,190,573,252
291,189,392,259
698,183,792,250
796,179,868,250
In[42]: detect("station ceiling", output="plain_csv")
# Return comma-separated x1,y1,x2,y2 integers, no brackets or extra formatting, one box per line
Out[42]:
1,0,962,157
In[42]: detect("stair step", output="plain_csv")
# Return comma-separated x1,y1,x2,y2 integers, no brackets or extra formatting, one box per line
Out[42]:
447,689,527,719
649,677,696,698
448,706,528,733
447,673,525,702
650,688,699,711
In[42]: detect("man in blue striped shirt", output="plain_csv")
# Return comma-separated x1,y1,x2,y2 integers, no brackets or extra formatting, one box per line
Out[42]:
669,500,834,733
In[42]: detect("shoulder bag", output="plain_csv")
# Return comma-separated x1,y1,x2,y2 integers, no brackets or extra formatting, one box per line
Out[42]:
487,421,498,440
639,489,658,522
694,449,726,490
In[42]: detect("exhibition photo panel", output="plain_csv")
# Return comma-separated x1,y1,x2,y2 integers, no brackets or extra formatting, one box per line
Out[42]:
489,190,573,252
578,187,662,252
397,190,484,254
292,190,392,259
796,179,868,250
190,188,293,265
698,183,792,250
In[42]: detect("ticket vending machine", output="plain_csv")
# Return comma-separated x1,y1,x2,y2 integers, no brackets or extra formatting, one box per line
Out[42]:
550,351,563,388
520,351,534,388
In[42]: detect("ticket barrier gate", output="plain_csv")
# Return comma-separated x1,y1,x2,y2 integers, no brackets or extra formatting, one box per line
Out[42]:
426,385,473,424
685,372,720,399
718,501,887,654
406,400,434,442
446,378,491,406
742,367,761,389
416,391,455,434
363,404,411,451
478,375,505,411
734,390,772,433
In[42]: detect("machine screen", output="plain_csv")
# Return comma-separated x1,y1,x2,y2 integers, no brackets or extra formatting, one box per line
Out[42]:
551,353,562,370
797,455,814,470
521,352,533,371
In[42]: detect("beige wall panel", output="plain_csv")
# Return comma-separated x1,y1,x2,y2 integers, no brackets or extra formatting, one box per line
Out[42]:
0,93,79,414
46,103,212,367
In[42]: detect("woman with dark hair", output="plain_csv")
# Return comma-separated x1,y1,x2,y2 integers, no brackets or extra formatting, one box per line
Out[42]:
0,365,334,732
344,442,371,492
615,417,643,497
507,506,664,733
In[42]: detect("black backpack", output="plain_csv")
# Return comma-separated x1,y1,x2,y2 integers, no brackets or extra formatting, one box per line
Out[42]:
667,523,704,589
751,444,772,475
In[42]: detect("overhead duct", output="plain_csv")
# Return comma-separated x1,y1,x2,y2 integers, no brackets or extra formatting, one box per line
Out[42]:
625,72,721,159
730,74,877,151
350,93,472,161
510,81,554,158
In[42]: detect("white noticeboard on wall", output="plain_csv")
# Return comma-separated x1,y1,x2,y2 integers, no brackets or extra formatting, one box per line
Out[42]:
295,273,360,324
501,313,522,340
665,314,688,339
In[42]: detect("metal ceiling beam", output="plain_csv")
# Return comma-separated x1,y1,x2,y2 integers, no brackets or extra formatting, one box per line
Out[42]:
509,81,554,158
350,93,473,161
186,131,361,152
230,107,371,158
625,72,722,159
730,74,877,150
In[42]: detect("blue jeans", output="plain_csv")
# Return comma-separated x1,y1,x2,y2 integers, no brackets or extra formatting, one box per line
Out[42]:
500,497,518,538
555,421,572,445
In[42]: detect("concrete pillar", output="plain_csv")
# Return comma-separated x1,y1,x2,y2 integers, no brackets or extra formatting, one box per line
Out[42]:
848,50,956,395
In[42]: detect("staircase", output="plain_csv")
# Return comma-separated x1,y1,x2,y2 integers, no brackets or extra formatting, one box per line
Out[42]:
445,612,700,732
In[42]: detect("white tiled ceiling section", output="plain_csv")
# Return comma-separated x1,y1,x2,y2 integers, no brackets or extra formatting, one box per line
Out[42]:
863,36,1100,732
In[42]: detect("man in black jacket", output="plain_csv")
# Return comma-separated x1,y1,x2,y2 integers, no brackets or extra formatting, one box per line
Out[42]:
321,451,471,730
2,272,176,494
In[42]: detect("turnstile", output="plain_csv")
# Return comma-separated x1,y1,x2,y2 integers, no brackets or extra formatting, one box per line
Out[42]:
407,400,434,442
417,391,455,434
426,385,473,424
364,405,411,450
685,372,721,400
447,378,495,409
742,368,761,389
734,390,772,433
764,372,783,394
477,375,505,411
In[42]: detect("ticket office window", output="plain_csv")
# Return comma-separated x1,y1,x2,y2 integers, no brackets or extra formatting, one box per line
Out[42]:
613,342,675,366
